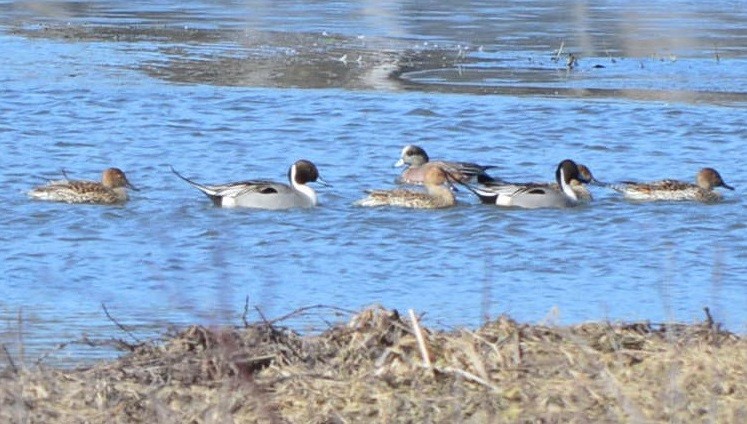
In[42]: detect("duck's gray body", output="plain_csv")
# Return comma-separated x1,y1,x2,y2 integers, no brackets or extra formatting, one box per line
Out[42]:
466,159,583,209
473,183,578,209
172,160,322,210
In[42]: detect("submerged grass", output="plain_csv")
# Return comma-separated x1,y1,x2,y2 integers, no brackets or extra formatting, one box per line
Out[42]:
2,305,746,423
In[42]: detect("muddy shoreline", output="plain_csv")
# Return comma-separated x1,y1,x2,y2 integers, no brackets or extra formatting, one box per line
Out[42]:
2,306,745,422
12,23,747,103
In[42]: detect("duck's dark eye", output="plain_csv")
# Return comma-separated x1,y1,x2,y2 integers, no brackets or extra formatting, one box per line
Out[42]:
260,187,278,194
527,188,545,195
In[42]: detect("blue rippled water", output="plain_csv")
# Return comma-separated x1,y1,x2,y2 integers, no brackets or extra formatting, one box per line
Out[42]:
1,0,746,364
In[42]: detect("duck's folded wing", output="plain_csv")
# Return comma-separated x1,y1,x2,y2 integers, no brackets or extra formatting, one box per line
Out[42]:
479,182,549,194
467,183,521,203
439,161,497,180
450,161,494,173
651,179,691,190
609,179,689,193
211,180,291,198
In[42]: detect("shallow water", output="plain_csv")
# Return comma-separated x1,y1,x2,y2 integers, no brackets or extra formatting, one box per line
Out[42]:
1,0,746,364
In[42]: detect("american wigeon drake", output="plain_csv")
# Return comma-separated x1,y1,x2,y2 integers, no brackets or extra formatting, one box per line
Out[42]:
171,160,326,209
356,166,456,209
28,168,137,205
607,167,734,202
462,159,585,209
394,144,498,184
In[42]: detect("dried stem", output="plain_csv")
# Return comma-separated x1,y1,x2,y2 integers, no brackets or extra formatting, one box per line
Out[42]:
408,309,432,370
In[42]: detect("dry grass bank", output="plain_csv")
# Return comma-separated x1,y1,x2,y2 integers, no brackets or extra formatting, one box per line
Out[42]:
2,306,746,423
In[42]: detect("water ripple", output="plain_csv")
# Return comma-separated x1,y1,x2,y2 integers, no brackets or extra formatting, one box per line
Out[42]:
2,1,746,365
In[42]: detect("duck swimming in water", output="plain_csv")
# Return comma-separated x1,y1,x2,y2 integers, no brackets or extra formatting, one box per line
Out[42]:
607,167,733,202
461,159,585,209
356,166,456,209
394,144,498,185
28,168,137,205
172,159,327,209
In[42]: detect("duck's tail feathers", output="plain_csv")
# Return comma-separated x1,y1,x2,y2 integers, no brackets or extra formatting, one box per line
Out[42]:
170,166,220,196
454,178,498,204
476,173,504,184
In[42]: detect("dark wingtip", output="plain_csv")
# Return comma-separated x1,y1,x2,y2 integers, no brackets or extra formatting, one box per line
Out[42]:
451,175,488,201
477,173,503,184
439,167,464,191
476,193,498,204
476,173,493,184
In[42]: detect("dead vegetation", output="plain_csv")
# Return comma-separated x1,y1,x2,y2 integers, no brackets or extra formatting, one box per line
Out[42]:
2,305,746,423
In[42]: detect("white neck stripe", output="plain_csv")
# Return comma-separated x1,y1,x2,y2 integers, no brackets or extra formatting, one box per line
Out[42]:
559,167,579,201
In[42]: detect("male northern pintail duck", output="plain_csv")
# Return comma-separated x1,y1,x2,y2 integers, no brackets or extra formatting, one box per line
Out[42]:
27,168,137,205
171,159,326,209
395,144,498,185
607,167,734,202
356,166,456,209
535,163,599,202
461,159,585,209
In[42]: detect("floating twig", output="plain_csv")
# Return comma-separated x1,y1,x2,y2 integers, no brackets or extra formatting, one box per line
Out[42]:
554,40,565,62
254,306,271,326
101,303,141,344
703,307,715,329
34,341,71,366
264,304,356,326
567,53,578,70
242,295,250,328
1,344,18,374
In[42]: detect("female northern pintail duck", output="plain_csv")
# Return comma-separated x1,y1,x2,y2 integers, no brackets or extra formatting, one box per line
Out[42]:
462,159,584,209
356,166,456,209
608,167,734,202
28,168,137,205
171,159,326,209
395,144,498,185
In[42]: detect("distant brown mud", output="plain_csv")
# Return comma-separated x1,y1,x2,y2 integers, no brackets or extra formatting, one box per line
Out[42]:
13,23,747,104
